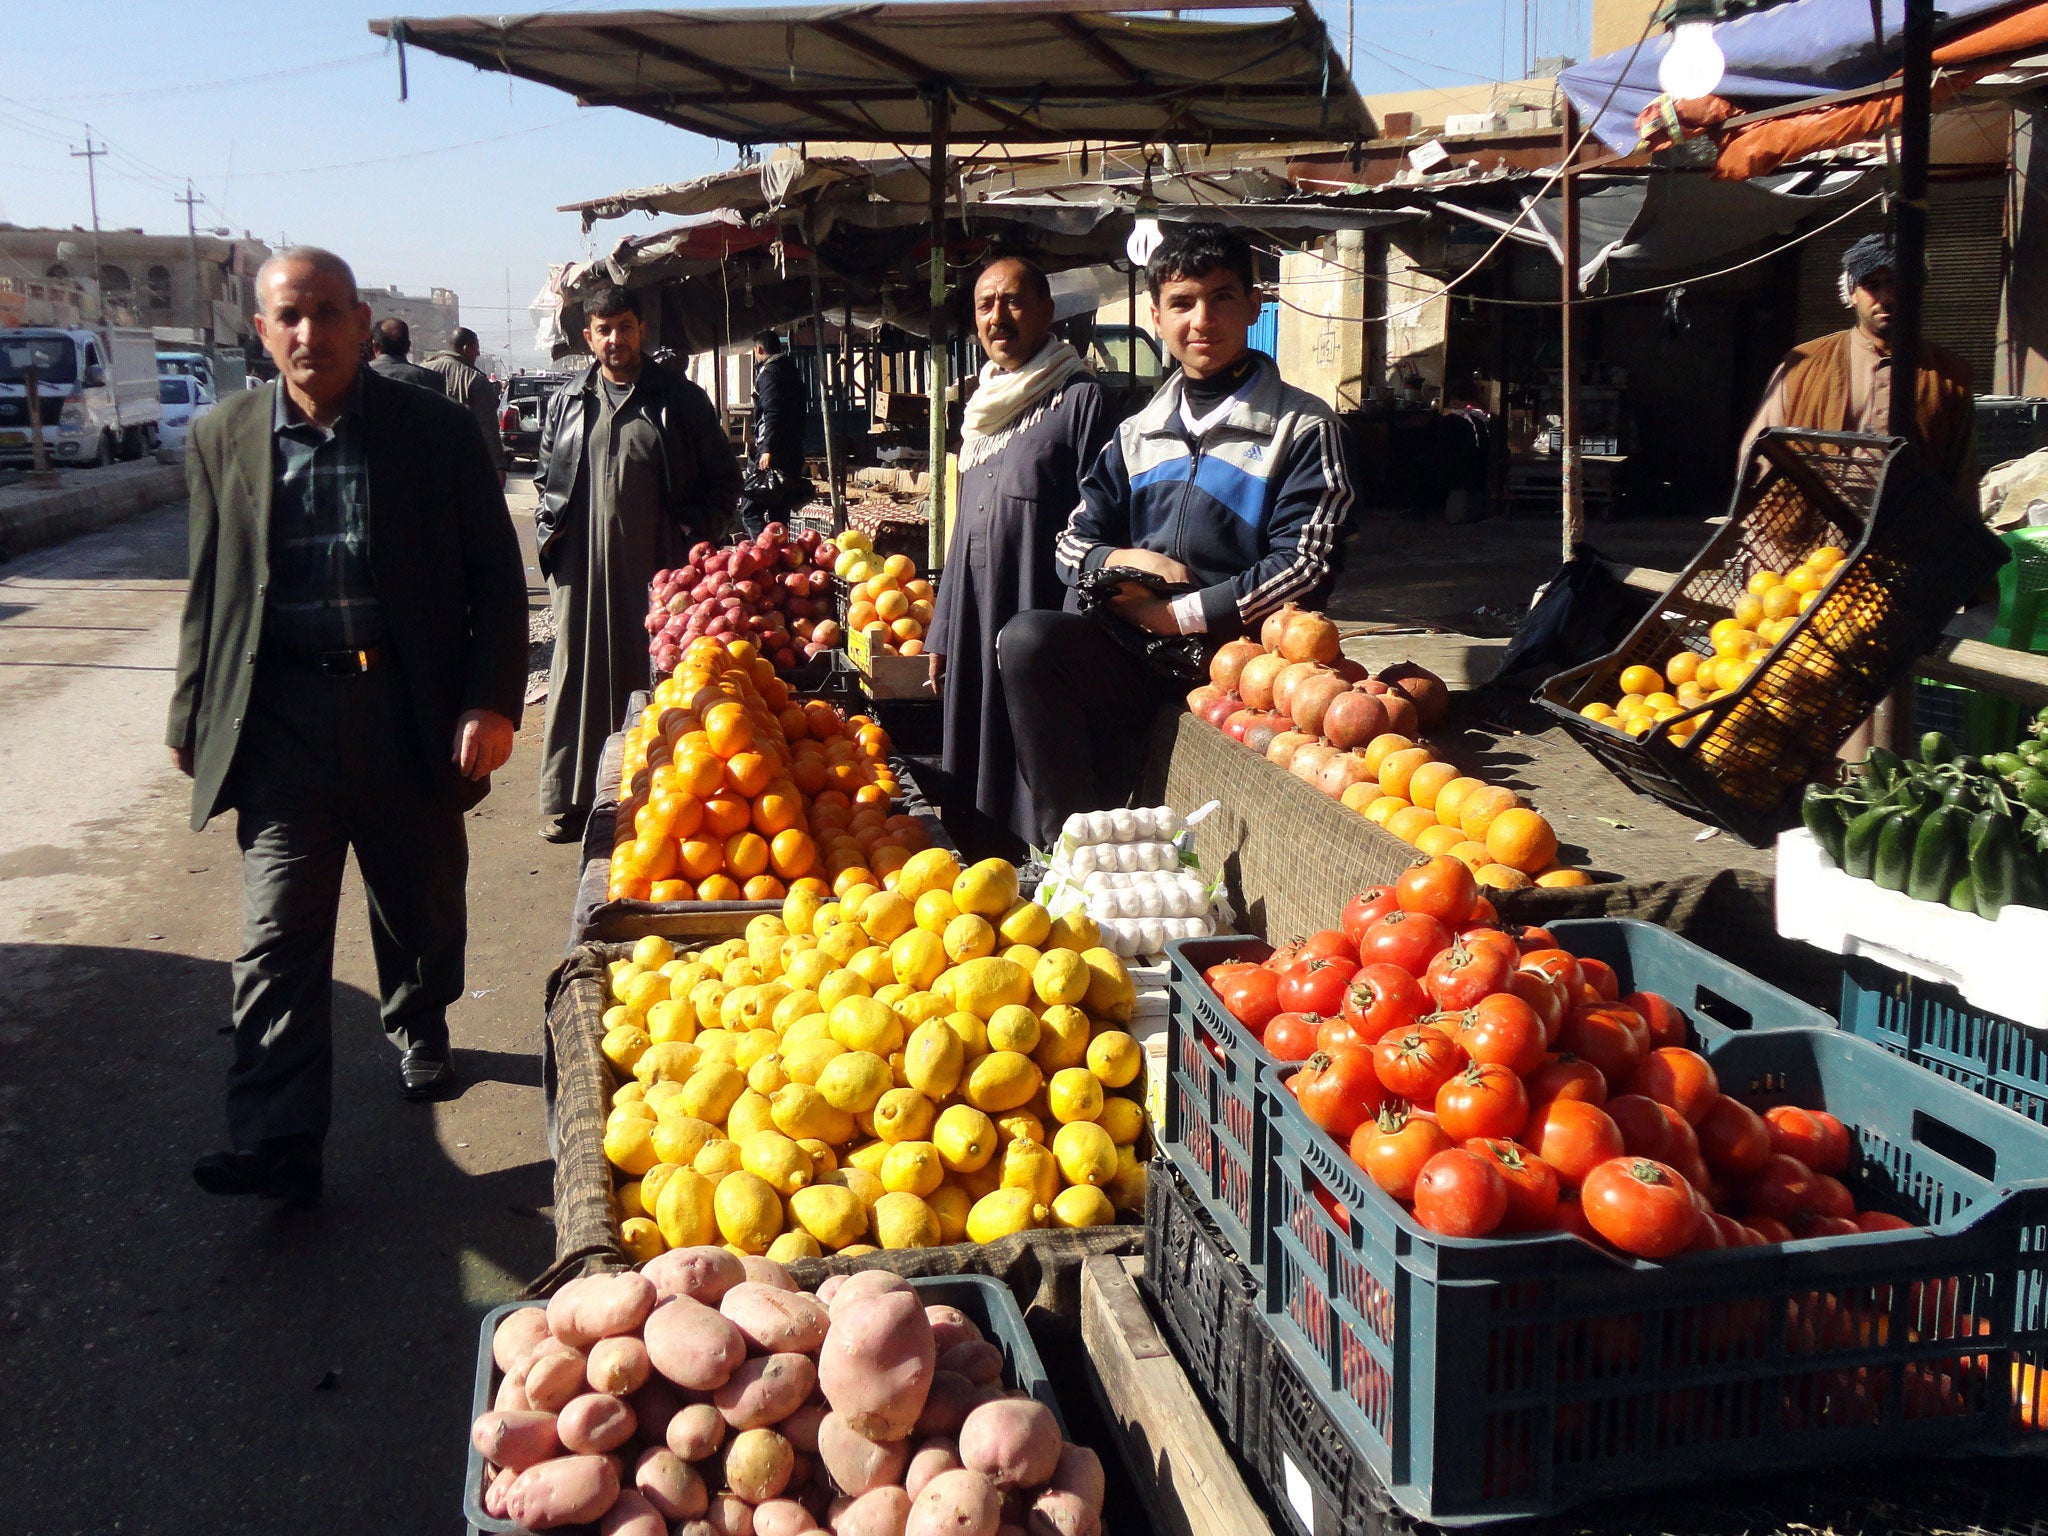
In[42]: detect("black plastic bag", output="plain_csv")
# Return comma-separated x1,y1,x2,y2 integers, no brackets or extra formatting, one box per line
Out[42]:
1073,565,1210,683
1491,543,1651,693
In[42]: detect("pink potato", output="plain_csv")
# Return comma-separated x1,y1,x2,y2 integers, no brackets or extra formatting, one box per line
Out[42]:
727,1427,798,1504
754,1498,820,1536
636,1447,709,1521
470,1409,562,1472
778,1399,829,1454
494,1366,532,1413
937,1340,1004,1385
825,1270,914,1322
1025,1492,1098,1536
494,1307,555,1374
833,1486,913,1536
815,1275,849,1305
526,1345,592,1413
643,1246,749,1306
703,1491,759,1536
914,1372,980,1438
645,1294,749,1391
906,1469,1002,1536
817,1411,911,1497
819,1288,935,1441
906,1439,962,1500
716,1352,819,1429
667,1400,729,1461
504,1453,624,1530
560,1392,639,1455
602,1487,670,1536
740,1255,801,1291
483,1464,518,1520
957,1400,1061,1491
924,1307,982,1357
722,1282,833,1355
589,1335,653,1396
1049,1446,1103,1515
549,1272,658,1349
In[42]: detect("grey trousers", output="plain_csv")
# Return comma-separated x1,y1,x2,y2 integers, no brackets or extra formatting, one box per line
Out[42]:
224,658,469,1149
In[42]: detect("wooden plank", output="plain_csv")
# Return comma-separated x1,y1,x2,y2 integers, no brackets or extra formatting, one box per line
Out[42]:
1080,1256,1278,1536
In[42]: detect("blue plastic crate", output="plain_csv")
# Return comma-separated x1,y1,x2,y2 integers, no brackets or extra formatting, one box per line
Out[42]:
1163,934,1282,1272
1259,919,2048,1526
464,1274,1059,1534
1838,956,2048,1127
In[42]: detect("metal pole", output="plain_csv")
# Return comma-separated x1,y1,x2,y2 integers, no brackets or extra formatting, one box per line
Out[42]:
809,248,843,529
178,180,208,353
1889,0,1934,447
72,130,117,437
24,359,52,478
1559,104,1584,557
927,88,951,575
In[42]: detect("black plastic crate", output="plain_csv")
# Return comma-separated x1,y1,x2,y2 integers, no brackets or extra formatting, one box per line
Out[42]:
1838,955,2048,1126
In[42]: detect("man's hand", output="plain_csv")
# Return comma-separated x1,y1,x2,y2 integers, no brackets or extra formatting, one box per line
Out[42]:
1108,548,1194,585
170,745,192,776
926,651,945,693
453,709,516,781
1110,588,1182,636
757,452,771,473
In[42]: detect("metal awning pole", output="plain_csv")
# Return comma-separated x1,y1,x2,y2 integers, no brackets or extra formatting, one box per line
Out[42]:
1889,0,1933,447
927,87,952,576
809,247,844,529
1559,103,1585,559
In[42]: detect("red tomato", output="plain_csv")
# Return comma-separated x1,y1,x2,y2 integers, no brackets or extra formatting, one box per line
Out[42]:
1262,1011,1321,1063
1412,1149,1507,1237
1581,1156,1700,1258
1551,1184,1599,1241
1806,1172,1856,1220
1458,926,1522,969
1349,1104,1454,1201
1469,896,1499,927
1686,1213,1728,1252
1340,887,1400,949
1747,1215,1793,1244
1557,1005,1648,1088
1459,992,1546,1076
1288,1046,1386,1142
1807,1111,1852,1175
1525,1099,1627,1187
1510,924,1559,954
1694,1095,1772,1180
1394,853,1479,927
1465,1137,1560,1231
1217,967,1281,1032
1627,1047,1720,1125
1298,929,1357,964
1373,1025,1468,1103
1315,1015,1362,1053
1507,967,1569,1046
1742,1153,1816,1220
1622,991,1688,1051
1857,1211,1914,1233
1762,1106,1831,1169
1340,963,1428,1044
1791,1213,1860,1239
1605,1094,1685,1161
1265,938,1309,972
1358,911,1451,978
1312,1184,1352,1234
1435,1062,1530,1142
1204,960,1262,988
1578,957,1622,1002
1707,1212,1755,1248
1524,1053,1608,1111
1277,955,1358,1017
1423,939,1512,1013
1519,948,1584,995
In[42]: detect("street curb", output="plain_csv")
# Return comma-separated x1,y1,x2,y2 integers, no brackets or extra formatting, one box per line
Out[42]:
0,458,188,563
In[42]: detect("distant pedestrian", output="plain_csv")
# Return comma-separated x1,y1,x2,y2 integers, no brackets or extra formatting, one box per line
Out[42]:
421,325,509,487
167,247,528,1204
739,330,809,537
533,284,740,841
366,317,442,391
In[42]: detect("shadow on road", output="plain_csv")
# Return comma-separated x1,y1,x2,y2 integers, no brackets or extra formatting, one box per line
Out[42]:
0,939,553,1535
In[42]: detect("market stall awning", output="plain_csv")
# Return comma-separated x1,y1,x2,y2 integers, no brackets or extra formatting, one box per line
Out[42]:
371,1,1374,145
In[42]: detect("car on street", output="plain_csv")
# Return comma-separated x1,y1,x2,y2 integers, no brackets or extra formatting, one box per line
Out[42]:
500,371,572,466
156,374,216,451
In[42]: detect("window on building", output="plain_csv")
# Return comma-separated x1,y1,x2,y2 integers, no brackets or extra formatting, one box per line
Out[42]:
45,262,69,280
99,264,131,295
145,265,173,310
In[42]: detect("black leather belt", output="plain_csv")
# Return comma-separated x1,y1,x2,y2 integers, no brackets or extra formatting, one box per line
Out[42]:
274,643,384,676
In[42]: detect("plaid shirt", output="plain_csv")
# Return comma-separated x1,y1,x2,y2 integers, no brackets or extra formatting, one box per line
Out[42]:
266,375,383,653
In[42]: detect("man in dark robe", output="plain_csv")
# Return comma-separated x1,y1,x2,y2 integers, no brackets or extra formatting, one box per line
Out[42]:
925,256,1109,854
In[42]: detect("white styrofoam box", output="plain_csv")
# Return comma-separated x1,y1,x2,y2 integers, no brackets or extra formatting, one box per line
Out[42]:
1775,827,2048,1030
1443,111,1506,137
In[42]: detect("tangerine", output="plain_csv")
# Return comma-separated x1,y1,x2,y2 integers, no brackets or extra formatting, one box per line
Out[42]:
1458,785,1523,843
704,703,755,758
1406,760,1460,814
679,837,725,882
702,795,753,838
649,878,696,902
833,866,877,897
1618,664,1663,697
676,751,725,798
770,829,817,880
698,873,742,902
753,787,802,836
1484,807,1559,874
1385,805,1438,844
725,751,774,798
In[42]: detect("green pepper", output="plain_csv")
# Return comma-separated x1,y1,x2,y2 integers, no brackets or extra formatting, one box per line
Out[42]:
1844,804,1901,881
1862,747,1906,794
2018,780,2048,814
2032,703,2048,735
1908,805,1970,903
1875,807,1923,892
1944,775,1987,810
1801,784,1853,865
1919,731,1956,766
1949,875,1978,912
1969,808,2023,919
1986,751,2029,777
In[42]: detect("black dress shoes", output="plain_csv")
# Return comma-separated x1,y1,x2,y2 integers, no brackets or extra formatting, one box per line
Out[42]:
193,1137,323,1205
400,1042,457,1101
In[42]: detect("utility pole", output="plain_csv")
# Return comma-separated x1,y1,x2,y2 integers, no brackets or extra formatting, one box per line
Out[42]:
177,180,209,355
71,130,118,438
1559,102,1585,558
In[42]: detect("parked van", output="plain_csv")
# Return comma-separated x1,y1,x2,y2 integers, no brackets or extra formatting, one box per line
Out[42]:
0,325,163,467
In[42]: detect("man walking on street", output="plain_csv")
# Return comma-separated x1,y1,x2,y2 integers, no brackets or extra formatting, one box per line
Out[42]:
422,325,509,486
366,317,441,392
167,247,529,1204
738,330,809,537
534,284,739,841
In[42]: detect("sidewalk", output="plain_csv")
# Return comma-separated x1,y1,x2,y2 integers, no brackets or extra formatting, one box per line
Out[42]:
0,453,189,563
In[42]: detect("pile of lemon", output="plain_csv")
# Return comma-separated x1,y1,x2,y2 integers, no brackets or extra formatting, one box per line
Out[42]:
596,847,1150,1263
1579,545,1848,742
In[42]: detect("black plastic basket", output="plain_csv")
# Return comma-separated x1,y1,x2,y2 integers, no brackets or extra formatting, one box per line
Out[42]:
1539,430,2008,844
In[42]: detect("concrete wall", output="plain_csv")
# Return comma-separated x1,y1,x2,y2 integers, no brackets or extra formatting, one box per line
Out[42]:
366,286,461,354
1590,0,1661,59
1381,226,1451,396
0,226,268,347
1275,233,1368,409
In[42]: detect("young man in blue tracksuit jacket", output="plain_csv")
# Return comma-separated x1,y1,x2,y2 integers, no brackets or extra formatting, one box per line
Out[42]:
997,222,1355,846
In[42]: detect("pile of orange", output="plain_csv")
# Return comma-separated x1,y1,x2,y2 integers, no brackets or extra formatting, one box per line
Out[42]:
608,636,915,904
845,554,936,659
1336,732,1585,890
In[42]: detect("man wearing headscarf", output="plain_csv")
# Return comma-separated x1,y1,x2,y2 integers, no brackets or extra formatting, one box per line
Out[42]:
924,256,1110,853
1740,233,1975,495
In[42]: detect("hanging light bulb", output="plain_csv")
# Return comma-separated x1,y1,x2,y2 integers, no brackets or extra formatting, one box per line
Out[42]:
1126,216,1162,268
1658,19,1726,100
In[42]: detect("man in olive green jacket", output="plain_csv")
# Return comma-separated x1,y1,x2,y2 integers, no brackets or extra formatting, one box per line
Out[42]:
167,246,529,1204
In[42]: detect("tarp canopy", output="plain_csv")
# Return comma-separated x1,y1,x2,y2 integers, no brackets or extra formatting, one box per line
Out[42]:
371,1,1375,146
1558,0,2024,152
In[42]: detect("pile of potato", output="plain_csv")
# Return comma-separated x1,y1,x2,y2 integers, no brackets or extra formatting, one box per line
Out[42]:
474,1252,1103,1536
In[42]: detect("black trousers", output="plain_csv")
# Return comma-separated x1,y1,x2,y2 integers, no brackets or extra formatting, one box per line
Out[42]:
224,657,469,1149
996,609,1181,848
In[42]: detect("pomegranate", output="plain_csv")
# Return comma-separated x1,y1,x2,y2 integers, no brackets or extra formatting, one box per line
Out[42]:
1323,689,1390,750
1380,692,1419,738
1238,652,1290,711
1188,684,1223,715
1289,672,1351,738
1380,662,1450,730
1272,661,1326,720
1260,605,1299,650
1316,751,1377,798
1243,715,1281,755
1199,692,1240,727
1290,742,1340,782
1331,657,1371,683
1210,639,1266,693
1266,730,1315,766
1278,609,1342,664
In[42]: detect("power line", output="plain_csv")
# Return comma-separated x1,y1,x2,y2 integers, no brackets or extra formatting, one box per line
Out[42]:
34,52,383,106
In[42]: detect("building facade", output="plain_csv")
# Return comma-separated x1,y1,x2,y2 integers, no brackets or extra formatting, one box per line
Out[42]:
366,285,461,353
0,224,271,355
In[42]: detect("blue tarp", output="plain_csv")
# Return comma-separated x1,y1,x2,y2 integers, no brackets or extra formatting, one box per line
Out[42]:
1559,0,2024,152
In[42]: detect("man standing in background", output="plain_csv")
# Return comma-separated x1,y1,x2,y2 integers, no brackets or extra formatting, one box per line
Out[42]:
739,330,809,537
533,284,739,841
365,317,441,392
421,326,508,487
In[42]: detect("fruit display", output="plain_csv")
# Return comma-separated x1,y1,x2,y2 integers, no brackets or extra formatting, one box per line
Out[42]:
1575,544,1849,743
1203,855,1912,1254
610,638,907,905
1804,722,2048,919
1032,806,1225,960
841,541,937,663
472,1257,1107,1533
645,524,841,678
596,855,1149,1261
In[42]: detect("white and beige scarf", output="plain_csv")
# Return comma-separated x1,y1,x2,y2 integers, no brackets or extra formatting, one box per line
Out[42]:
958,338,1090,469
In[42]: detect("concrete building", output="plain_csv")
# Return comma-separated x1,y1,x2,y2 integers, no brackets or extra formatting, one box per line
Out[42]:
366,284,461,353
0,223,270,354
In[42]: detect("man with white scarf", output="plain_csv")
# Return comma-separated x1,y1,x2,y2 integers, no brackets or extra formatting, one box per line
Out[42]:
925,256,1110,855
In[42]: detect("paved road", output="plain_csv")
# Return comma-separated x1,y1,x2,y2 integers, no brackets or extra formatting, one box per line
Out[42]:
0,478,582,1534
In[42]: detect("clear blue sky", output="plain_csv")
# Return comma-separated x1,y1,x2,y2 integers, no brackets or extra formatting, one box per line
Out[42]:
0,0,1589,368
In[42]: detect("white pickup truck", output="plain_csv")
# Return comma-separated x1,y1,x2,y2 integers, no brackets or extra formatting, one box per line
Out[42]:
0,325,163,468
